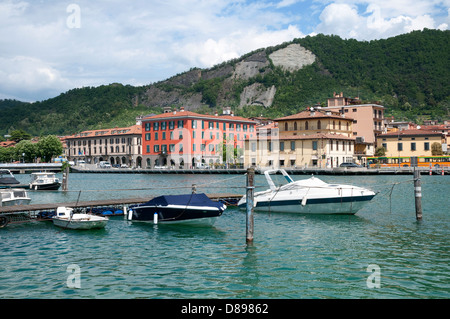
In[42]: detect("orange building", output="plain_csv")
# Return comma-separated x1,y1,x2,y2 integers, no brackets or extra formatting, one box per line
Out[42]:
141,107,257,168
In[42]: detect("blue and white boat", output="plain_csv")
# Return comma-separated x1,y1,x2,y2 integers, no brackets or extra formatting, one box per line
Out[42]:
238,169,376,215
127,193,226,224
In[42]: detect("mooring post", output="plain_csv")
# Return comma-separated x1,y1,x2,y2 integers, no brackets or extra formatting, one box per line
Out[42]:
246,168,255,244
413,166,423,221
62,165,69,191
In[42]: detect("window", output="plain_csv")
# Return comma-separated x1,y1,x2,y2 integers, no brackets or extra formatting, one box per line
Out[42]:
154,132,158,141
177,120,184,128
397,143,403,151
285,123,288,131
169,144,175,152
162,132,166,140
161,121,167,130
145,123,151,131
192,120,197,129
318,121,321,129
312,141,318,150
280,142,284,151
305,121,309,130
154,145,159,152
251,142,256,152
411,142,416,151
382,143,387,150
169,121,175,130
424,142,430,151
294,122,297,130
153,122,159,131
145,133,151,141
290,141,295,151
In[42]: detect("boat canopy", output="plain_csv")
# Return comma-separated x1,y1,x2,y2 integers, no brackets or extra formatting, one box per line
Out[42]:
137,193,223,209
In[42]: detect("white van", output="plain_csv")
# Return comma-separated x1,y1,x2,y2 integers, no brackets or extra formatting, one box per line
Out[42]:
99,161,111,168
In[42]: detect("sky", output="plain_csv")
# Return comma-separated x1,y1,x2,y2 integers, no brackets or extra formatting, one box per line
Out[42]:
0,0,449,102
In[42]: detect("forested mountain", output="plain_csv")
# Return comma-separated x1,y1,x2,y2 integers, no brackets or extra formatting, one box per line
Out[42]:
0,29,448,137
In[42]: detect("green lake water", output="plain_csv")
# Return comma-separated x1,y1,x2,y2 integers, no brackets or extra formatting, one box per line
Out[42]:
0,173,449,299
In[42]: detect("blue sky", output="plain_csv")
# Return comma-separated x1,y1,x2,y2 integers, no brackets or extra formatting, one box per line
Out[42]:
0,0,448,102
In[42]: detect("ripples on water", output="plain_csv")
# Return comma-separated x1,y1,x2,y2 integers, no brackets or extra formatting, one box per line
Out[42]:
0,173,449,298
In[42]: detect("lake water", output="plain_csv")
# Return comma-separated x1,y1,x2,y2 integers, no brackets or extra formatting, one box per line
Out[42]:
0,172,449,299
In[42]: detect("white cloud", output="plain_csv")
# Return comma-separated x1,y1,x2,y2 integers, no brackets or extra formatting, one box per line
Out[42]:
317,1,448,40
0,0,448,101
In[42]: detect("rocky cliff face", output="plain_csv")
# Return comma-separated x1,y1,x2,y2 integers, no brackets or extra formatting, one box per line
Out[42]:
139,43,316,110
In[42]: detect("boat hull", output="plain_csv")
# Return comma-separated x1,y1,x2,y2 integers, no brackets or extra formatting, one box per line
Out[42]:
52,215,108,229
129,205,223,224
30,182,61,191
240,195,375,215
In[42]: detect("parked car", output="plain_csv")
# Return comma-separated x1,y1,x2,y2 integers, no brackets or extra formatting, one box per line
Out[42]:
339,162,361,168
99,161,112,168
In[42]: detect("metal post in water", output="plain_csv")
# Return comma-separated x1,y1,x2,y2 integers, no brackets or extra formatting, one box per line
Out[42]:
62,165,69,191
246,168,255,244
414,166,423,221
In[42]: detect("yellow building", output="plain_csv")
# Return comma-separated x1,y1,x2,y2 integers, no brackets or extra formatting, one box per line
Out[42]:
376,129,444,159
244,109,356,168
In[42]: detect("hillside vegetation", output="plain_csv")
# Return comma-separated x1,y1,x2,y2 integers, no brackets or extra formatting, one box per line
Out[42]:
0,29,448,136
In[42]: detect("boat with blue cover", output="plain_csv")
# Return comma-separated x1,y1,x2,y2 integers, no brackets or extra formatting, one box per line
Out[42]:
127,193,226,224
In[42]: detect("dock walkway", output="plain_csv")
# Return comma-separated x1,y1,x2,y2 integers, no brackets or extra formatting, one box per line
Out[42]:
0,193,242,227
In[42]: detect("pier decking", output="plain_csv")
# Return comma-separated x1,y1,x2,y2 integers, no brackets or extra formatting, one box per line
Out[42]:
0,193,242,227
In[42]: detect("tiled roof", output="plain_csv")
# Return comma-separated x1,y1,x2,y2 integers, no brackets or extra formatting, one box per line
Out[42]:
378,129,443,137
66,125,142,139
142,110,256,123
275,110,353,121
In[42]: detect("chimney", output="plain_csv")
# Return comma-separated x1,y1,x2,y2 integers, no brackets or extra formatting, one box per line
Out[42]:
163,106,171,113
180,106,185,112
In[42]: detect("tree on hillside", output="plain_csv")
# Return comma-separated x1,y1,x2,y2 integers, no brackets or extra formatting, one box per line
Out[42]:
10,129,32,142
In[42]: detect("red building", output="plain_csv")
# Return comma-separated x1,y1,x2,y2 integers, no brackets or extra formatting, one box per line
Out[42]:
141,107,257,168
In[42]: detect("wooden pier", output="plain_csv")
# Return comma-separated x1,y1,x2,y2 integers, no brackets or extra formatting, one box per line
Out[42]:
0,193,242,227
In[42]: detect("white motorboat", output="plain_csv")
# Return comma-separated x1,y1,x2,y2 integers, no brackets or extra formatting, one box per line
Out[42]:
0,188,31,207
238,169,376,215
52,207,108,229
29,172,61,190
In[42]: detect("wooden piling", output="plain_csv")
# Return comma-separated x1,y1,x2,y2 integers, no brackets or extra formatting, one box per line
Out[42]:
246,168,255,244
62,165,69,191
413,167,423,221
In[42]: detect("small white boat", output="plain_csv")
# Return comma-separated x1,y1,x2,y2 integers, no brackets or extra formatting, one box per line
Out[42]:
238,169,376,215
0,188,31,207
29,172,61,190
52,207,108,229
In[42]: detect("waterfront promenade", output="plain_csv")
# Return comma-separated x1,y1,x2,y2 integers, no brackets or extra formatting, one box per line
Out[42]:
71,164,449,175
0,162,448,175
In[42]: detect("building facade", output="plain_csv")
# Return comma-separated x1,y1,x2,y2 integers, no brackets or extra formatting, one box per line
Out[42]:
324,93,385,162
141,107,257,168
244,108,356,168
65,125,142,167
376,129,445,160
